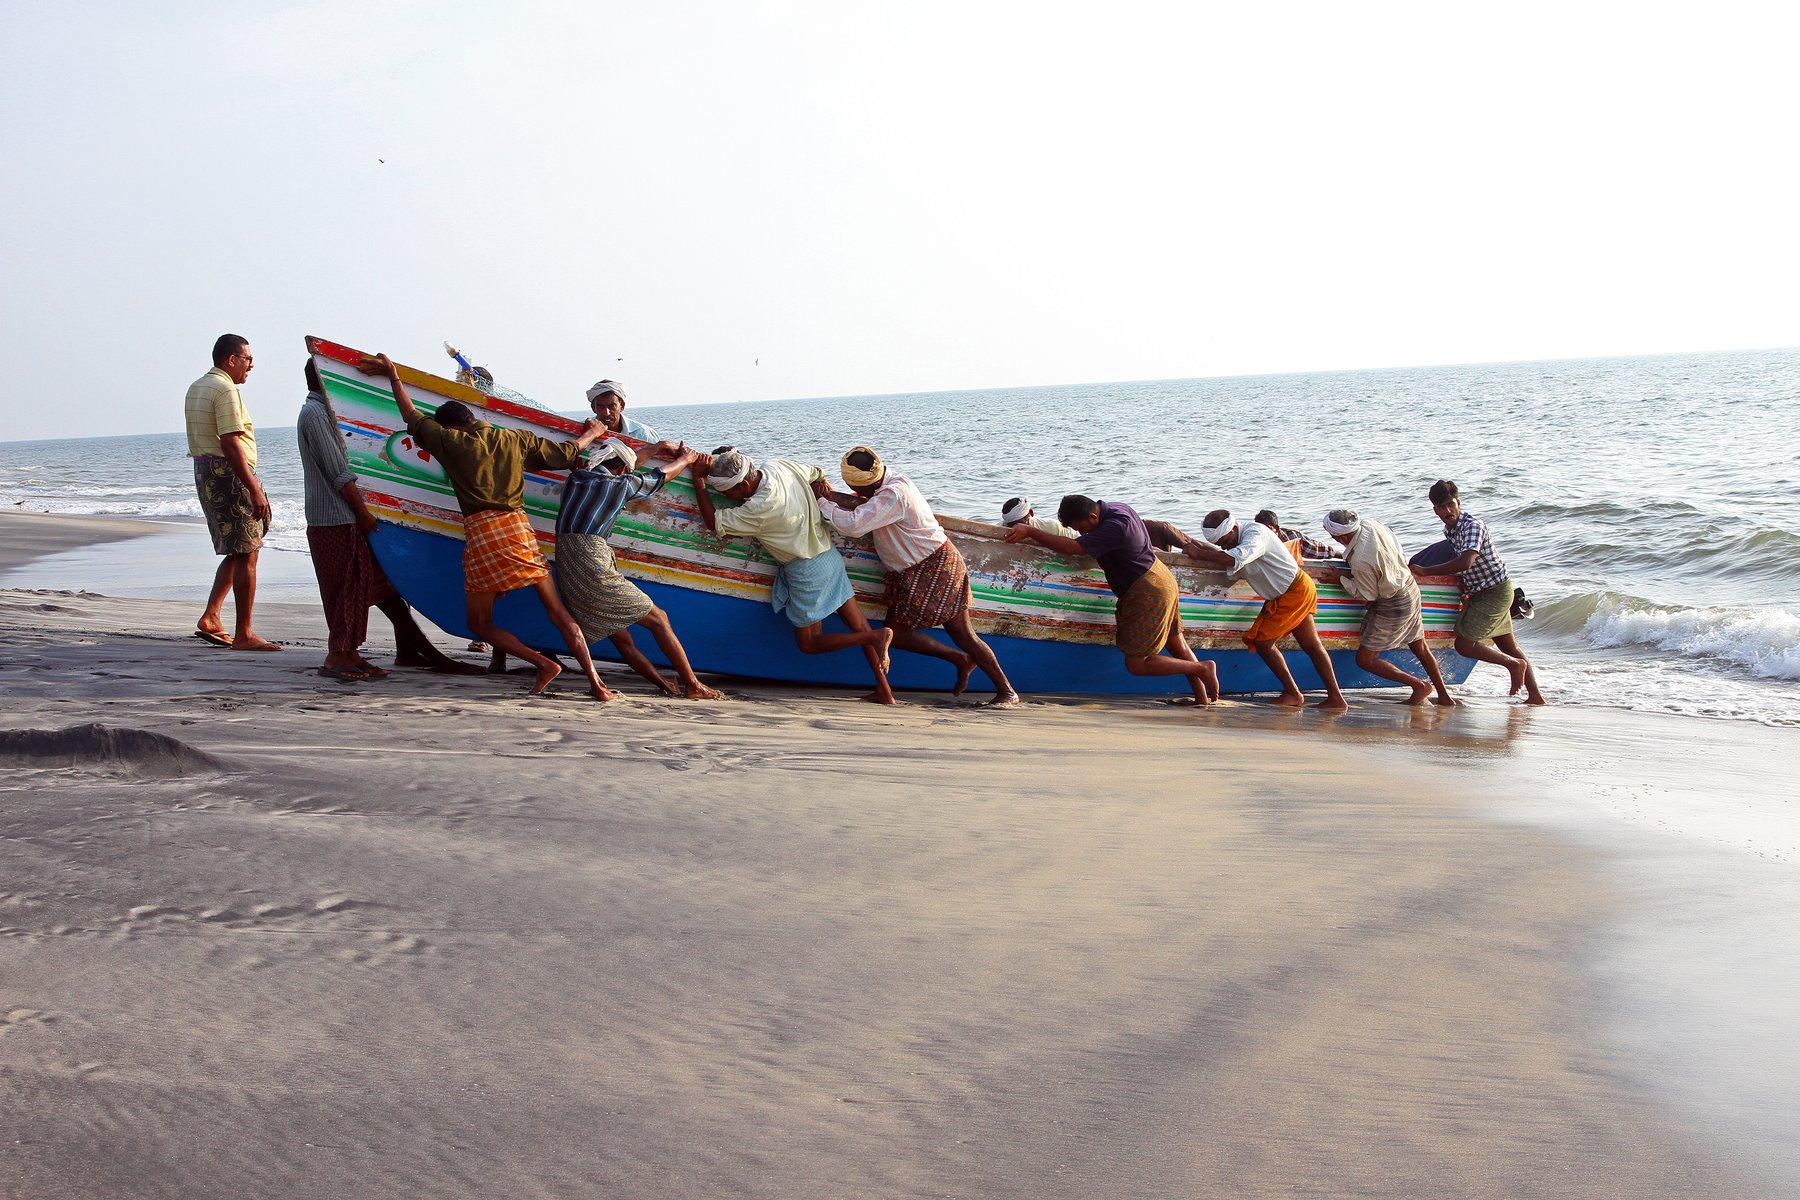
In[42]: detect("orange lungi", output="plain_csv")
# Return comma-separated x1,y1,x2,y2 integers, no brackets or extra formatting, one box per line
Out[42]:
463,508,549,594
1243,541,1316,645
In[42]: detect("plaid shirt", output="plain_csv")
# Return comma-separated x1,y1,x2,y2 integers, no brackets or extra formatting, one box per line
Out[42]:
1447,511,1508,594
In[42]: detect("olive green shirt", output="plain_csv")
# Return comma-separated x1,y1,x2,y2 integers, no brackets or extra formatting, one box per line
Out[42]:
407,415,582,516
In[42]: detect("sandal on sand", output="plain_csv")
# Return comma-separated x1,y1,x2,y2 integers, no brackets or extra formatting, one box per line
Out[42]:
318,664,370,682
353,661,390,679
194,629,233,648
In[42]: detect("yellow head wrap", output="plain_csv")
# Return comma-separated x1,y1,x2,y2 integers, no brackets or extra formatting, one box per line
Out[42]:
840,445,885,489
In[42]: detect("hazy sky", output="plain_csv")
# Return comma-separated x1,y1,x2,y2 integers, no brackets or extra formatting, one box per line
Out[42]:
4,1,1795,440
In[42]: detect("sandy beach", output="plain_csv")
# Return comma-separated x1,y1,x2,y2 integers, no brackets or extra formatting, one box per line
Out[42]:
3,511,1796,1198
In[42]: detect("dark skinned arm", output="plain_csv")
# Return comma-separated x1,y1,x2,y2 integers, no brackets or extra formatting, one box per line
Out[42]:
219,433,271,526
1184,541,1236,569
689,454,721,533
1411,549,1477,579
1003,522,1086,558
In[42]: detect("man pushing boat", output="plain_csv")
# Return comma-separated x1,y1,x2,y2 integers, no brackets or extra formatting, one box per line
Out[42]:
366,354,615,699
553,437,723,700
817,446,1020,707
1004,495,1219,704
691,447,896,704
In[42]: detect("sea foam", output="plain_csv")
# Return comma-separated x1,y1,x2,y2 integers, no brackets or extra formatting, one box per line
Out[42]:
1584,599,1800,682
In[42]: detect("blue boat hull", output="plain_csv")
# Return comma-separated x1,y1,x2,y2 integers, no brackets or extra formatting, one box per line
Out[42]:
373,524,1476,697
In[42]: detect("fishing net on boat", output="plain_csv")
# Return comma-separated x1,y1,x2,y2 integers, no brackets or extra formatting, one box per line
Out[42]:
445,341,554,413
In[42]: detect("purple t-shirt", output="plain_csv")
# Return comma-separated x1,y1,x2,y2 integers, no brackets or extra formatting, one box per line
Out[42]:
1076,501,1157,598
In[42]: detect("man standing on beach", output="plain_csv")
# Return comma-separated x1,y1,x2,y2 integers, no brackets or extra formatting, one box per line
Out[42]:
370,354,615,699
553,436,723,700
691,446,896,704
1004,495,1218,703
1321,507,1456,706
1411,479,1546,705
818,447,1020,706
585,380,658,442
1187,509,1348,710
297,360,484,682
184,334,280,652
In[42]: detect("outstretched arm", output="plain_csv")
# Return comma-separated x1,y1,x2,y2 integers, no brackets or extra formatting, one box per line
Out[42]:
1411,549,1476,579
689,453,720,533
1184,541,1235,569
365,354,419,427
646,442,700,484
1003,522,1086,558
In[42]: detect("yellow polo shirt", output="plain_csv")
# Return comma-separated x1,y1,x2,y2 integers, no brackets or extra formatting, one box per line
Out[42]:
184,367,257,468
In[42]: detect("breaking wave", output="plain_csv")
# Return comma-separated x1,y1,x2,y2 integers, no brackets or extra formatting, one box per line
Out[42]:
1555,593,1800,682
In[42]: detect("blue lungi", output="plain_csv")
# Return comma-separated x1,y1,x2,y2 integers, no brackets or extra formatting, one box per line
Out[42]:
770,547,856,628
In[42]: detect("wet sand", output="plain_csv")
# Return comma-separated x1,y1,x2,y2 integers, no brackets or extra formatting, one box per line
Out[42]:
0,513,1793,1198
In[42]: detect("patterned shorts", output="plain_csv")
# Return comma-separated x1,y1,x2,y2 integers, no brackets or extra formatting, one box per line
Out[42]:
193,456,264,556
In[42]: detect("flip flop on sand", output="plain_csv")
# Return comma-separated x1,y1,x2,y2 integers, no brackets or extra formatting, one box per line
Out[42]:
352,660,390,679
318,664,370,682
194,628,232,648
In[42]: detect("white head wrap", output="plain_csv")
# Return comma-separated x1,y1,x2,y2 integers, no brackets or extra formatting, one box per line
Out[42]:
1000,497,1033,526
1200,514,1236,544
1322,509,1360,537
585,379,625,404
706,448,755,491
592,438,637,473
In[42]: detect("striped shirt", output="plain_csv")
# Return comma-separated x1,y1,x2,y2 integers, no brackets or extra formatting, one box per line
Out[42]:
557,467,664,538
183,366,256,467
297,393,358,527
1446,511,1508,594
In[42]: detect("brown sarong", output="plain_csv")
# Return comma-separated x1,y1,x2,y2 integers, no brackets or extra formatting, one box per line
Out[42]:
463,508,548,594
1357,581,1425,653
884,540,971,630
1114,559,1182,658
193,455,264,555
307,524,398,653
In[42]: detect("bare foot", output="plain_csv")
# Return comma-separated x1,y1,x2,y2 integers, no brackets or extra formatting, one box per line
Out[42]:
1200,662,1221,703
1432,693,1459,707
861,688,898,705
1314,695,1350,712
230,636,283,652
951,653,975,697
589,680,618,701
529,660,563,695
875,628,894,675
988,692,1022,708
655,675,683,698
1401,681,1433,705
1268,692,1306,708
1506,657,1528,695
684,680,726,700
1522,693,1548,706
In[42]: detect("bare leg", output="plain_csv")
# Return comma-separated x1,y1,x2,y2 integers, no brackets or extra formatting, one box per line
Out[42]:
380,596,484,674
1454,633,1533,699
532,579,615,701
226,550,281,650
1407,638,1458,706
795,601,894,703
199,557,234,643
1356,646,1432,705
1493,632,1546,705
466,590,565,695
608,628,682,696
1292,618,1348,711
943,611,1019,705
1249,638,1306,707
1161,627,1218,703
634,608,722,699
1124,644,1217,705
487,647,509,674
888,626,974,694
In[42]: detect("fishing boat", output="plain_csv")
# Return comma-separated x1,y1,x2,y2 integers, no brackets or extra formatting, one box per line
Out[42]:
305,336,1475,696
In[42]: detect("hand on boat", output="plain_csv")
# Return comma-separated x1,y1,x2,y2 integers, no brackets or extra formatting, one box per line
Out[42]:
1003,524,1034,544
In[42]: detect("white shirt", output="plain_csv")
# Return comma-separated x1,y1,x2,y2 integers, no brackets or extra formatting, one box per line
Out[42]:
1224,521,1301,599
1337,518,1415,603
1027,513,1079,539
713,459,832,565
818,468,946,570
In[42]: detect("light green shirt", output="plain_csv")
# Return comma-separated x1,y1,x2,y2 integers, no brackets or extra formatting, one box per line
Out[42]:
714,459,832,565
184,367,256,468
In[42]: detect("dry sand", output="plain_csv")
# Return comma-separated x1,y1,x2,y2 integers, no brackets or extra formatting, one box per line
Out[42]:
0,513,1787,1198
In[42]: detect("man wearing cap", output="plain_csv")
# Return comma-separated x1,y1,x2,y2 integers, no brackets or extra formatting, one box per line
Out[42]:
819,448,1020,707
690,446,895,704
553,437,723,700
185,333,281,652
1186,509,1348,710
369,353,614,700
1321,507,1456,706
1004,495,1218,704
585,380,659,442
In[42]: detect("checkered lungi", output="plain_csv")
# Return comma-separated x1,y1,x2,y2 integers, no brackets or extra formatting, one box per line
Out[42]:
555,532,654,641
884,540,971,631
307,524,398,653
1113,559,1182,658
463,508,549,594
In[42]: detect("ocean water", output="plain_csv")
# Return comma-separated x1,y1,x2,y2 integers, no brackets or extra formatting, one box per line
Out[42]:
4,348,1798,722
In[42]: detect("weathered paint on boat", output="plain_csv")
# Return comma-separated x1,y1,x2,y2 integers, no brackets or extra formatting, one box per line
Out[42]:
306,336,1476,695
